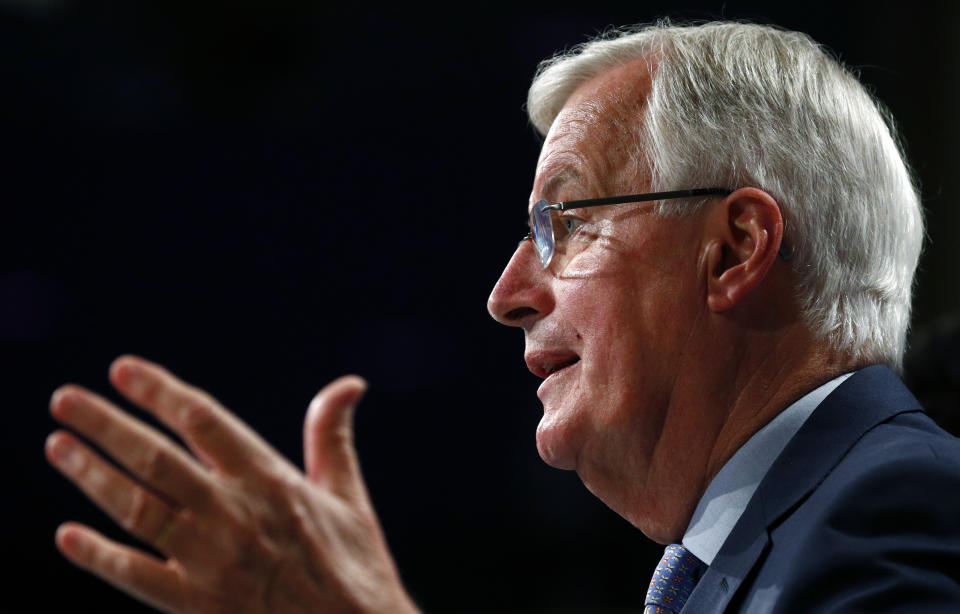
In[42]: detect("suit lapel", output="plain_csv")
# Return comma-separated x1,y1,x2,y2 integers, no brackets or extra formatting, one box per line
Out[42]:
682,366,922,613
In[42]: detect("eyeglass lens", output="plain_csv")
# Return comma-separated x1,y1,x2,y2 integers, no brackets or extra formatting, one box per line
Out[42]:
530,198,554,268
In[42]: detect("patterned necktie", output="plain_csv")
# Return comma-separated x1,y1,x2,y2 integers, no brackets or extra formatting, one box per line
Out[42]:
644,544,707,614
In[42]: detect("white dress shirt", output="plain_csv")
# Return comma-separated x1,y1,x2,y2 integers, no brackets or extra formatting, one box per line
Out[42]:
682,372,854,565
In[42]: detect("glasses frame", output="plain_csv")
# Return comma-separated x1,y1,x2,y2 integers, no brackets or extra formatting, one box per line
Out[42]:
525,188,733,269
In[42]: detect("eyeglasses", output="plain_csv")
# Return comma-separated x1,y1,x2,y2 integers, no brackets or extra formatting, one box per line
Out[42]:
525,188,733,269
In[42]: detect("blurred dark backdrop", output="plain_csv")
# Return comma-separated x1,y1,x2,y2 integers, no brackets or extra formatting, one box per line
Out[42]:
5,2,959,612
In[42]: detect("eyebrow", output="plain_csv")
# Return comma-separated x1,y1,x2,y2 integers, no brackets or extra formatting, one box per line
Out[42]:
539,168,585,204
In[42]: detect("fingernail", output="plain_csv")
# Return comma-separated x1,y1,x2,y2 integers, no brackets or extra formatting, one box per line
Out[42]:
51,387,88,420
56,524,83,556
50,387,72,415
55,524,72,545
48,434,83,475
113,360,144,394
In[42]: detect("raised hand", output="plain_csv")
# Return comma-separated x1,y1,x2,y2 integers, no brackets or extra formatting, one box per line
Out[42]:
45,355,419,614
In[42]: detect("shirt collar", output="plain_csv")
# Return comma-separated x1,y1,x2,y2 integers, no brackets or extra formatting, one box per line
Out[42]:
681,372,854,565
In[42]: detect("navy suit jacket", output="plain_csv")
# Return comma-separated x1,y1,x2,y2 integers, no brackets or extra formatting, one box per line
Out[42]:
683,365,960,613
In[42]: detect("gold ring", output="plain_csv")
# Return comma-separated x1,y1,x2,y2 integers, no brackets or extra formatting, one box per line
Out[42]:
154,517,178,550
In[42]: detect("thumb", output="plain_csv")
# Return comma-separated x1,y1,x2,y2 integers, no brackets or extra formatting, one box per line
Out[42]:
304,375,368,497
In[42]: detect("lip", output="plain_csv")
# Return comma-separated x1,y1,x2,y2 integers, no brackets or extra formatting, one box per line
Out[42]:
525,349,582,400
536,358,581,400
524,350,581,379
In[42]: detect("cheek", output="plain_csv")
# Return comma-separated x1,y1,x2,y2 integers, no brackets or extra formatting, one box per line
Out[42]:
559,288,635,379
556,253,608,280
559,276,679,416
558,280,647,396
557,223,629,279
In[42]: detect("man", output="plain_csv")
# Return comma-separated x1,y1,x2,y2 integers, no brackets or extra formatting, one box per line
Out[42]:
488,21,960,611
47,21,960,613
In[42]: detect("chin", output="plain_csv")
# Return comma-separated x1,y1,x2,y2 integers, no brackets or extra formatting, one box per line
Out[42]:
535,413,580,470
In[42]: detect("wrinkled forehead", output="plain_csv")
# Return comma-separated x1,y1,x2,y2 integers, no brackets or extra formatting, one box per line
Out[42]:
534,58,655,201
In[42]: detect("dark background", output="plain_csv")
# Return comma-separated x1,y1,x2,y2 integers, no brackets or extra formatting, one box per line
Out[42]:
5,2,960,612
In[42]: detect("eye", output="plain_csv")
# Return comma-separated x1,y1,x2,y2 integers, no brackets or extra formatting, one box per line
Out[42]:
561,216,584,234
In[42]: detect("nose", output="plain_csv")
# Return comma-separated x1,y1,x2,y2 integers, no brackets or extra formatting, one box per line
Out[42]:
487,240,554,328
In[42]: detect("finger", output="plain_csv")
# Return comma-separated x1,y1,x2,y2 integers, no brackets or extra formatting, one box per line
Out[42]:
46,430,195,555
50,385,213,510
109,355,279,476
56,522,185,614
304,375,367,499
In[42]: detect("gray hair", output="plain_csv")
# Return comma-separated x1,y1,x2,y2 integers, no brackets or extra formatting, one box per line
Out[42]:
528,21,924,370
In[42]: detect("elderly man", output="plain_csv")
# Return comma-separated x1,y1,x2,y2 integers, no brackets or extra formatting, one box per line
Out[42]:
488,20,960,611
47,21,960,614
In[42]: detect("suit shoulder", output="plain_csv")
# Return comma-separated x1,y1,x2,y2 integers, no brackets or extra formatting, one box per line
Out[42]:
807,411,960,530
760,411,960,612
827,410,960,490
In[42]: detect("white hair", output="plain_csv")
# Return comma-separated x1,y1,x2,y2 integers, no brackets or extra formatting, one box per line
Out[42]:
527,21,924,370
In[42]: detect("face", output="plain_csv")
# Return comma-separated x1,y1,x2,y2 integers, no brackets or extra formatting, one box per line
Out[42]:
487,60,712,530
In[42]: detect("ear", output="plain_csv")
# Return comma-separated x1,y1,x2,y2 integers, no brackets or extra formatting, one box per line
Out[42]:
703,188,784,312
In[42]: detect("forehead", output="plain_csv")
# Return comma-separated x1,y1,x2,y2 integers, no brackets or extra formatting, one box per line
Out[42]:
534,57,655,199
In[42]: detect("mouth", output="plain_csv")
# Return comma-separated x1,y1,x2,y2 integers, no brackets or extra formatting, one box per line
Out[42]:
525,351,581,379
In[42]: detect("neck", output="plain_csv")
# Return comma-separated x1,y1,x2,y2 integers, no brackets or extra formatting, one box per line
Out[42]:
626,317,856,544
703,325,851,486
